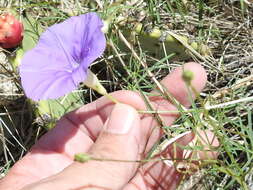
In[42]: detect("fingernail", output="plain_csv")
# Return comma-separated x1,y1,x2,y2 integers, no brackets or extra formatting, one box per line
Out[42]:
105,103,136,134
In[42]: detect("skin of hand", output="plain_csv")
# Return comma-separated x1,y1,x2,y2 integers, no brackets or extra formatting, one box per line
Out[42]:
0,63,219,190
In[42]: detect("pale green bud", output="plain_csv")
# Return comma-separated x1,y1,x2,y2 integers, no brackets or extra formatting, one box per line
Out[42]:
182,70,194,84
74,153,91,163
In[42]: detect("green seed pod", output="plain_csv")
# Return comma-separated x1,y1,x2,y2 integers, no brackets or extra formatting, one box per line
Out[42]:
190,41,198,51
122,23,211,60
166,34,176,43
74,153,91,163
182,70,194,84
134,23,143,33
149,27,162,39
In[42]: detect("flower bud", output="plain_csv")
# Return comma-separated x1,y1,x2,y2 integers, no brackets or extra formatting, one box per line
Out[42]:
74,153,91,163
182,70,194,84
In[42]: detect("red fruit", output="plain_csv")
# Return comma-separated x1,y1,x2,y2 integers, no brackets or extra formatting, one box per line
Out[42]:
0,12,23,48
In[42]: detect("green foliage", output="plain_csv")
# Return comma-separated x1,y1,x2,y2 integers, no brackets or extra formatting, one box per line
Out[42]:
21,12,44,52
210,107,253,189
36,91,84,129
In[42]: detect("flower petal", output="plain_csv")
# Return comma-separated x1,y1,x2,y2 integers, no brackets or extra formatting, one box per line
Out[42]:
19,12,106,101
20,48,78,100
78,13,106,69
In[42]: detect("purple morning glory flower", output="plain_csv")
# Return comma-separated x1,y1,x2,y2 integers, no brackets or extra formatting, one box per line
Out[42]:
19,12,106,101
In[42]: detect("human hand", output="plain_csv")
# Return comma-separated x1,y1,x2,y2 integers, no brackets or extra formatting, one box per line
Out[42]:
0,63,219,190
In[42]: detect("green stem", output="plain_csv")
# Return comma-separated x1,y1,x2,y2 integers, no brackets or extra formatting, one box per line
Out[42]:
104,93,120,104
75,152,218,164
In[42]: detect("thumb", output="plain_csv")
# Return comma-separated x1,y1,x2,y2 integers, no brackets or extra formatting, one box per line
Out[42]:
24,103,141,190
86,103,141,189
